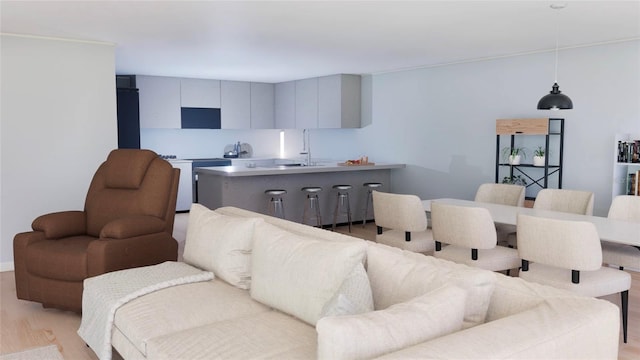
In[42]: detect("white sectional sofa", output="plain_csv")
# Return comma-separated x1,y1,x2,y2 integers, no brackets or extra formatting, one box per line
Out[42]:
97,205,620,359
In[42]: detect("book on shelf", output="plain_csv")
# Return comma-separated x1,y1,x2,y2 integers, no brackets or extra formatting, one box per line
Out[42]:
629,171,640,196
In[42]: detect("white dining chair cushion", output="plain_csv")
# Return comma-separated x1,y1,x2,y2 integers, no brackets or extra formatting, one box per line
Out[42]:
517,214,602,271
474,183,525,207
376,229,434,254
431,202,497,249
519,263,631,298
602,243,640,270
372,191,427,232
533,189,595,215
607,195,640,221
434,245,520,272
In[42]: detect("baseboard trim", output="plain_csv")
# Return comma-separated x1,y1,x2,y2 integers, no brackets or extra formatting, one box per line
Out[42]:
1,262,15,272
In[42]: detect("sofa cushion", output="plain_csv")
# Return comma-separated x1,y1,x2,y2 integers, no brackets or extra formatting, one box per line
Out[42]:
316,284,466,360
183,203,262,289
250,221,368,325
145,310,317,360
113,280,270,356
320,262,374,317
366,243,496,328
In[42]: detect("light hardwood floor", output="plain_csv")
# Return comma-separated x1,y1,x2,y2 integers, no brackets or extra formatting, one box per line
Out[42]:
1,222,638,359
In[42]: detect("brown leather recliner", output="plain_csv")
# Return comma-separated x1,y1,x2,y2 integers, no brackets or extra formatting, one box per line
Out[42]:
13,149,180,312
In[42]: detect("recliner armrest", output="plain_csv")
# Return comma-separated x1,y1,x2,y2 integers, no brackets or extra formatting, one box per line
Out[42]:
100,215,166,239
32,211,86,239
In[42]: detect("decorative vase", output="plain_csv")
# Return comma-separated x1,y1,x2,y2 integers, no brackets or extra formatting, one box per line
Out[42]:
533,156,545,167
508,155,521,165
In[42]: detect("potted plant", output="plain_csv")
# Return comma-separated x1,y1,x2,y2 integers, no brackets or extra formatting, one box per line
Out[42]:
533,146,546,167
502,146,527,165
501,175,527,186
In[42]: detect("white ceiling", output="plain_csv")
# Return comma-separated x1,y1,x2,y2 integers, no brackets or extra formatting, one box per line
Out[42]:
2,1,639,83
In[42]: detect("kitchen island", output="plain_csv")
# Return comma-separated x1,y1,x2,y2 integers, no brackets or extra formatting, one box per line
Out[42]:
196,163,405,226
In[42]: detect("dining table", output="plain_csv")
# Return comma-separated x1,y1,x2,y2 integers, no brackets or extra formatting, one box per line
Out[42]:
422,198,640,248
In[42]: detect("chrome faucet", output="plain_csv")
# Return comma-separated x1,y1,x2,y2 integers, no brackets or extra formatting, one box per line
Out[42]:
300,129,311,166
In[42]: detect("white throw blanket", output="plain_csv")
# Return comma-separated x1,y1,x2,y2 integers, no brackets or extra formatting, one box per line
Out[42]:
78,261,214,360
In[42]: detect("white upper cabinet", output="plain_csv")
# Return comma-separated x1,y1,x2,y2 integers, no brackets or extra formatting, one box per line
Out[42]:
221,81,251,129
180,78,221,108
250,82,275,129
295,78,318,129
138,75,181,128
318,74,361,128
275,81,295,129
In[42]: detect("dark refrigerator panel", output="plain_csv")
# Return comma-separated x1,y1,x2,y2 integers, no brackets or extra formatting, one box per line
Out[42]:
116,88,141,149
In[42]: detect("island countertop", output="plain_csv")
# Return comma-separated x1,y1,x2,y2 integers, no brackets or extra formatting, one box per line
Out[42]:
195,162,406,177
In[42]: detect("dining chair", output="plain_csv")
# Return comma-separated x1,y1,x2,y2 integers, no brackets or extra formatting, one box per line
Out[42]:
431,202,520,273
507,188,594,248
602,195,640,271
372,191,434,254
474,183,525,245
517,214,631,343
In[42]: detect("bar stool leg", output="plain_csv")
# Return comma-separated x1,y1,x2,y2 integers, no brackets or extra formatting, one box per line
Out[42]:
333,191,352,232
362,189,372,227
313,195,322,227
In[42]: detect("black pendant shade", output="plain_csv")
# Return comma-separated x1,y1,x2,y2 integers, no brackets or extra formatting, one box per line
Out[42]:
537,82,573,110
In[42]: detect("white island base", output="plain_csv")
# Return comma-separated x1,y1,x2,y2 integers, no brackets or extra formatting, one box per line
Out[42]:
196,163,405,226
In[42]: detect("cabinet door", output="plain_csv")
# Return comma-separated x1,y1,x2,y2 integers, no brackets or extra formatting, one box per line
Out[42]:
181,78,221,108
295,78,318,129
318,74,361,129
250,82,275,129
318,75,341,128
275,81,295,129
221,81,251,129
138,76,181,128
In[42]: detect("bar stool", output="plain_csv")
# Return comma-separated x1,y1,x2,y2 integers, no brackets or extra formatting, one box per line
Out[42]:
332,184,352,232
301,186,323,227
362,182,383,227
264,189,287,219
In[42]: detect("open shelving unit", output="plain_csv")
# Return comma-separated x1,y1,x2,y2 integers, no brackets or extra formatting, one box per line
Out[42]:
495,118,564,200
612,133,640,198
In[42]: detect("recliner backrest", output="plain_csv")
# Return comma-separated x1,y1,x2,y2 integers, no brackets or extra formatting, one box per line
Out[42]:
372,191,427,232
84,149,177,237
533,189,594,216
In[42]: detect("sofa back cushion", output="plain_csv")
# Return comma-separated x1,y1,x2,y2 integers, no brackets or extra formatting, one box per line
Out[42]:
366,243,496,328
183,204,263,289
316,284,466,360
250,221,368,325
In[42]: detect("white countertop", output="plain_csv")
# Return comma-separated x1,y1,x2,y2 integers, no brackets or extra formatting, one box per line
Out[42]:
195,163,406,177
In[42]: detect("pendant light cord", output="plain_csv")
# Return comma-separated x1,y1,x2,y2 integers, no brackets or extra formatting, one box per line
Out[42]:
552,4,564,83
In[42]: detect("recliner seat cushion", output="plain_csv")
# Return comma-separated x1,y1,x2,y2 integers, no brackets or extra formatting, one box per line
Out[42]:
26,235,94,281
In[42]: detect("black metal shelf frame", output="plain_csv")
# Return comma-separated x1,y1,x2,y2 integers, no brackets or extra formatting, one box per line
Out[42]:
495,118,564,195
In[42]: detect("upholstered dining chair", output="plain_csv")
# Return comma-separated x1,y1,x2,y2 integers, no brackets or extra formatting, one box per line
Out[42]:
13,149,180,312
474,183,525,244
372,190,434,254
431,202,520,273
602,195,640,271
517,214,631,343
507,188,594,248
533,188,594,215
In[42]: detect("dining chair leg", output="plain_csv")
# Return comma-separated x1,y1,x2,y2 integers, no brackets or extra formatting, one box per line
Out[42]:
622,290,628,343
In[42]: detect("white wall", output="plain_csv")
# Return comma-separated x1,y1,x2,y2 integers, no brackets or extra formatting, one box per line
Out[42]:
0,35,117,269
359,40,640,215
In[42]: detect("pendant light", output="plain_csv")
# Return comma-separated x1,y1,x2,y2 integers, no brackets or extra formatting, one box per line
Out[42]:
537,3,573,110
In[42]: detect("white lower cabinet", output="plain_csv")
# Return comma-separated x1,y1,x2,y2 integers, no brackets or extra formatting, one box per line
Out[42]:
168,160,193,212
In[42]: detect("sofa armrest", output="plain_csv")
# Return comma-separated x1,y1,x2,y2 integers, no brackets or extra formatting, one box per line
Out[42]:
100,216,166,239
32,211,86,239
375,296,620,359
